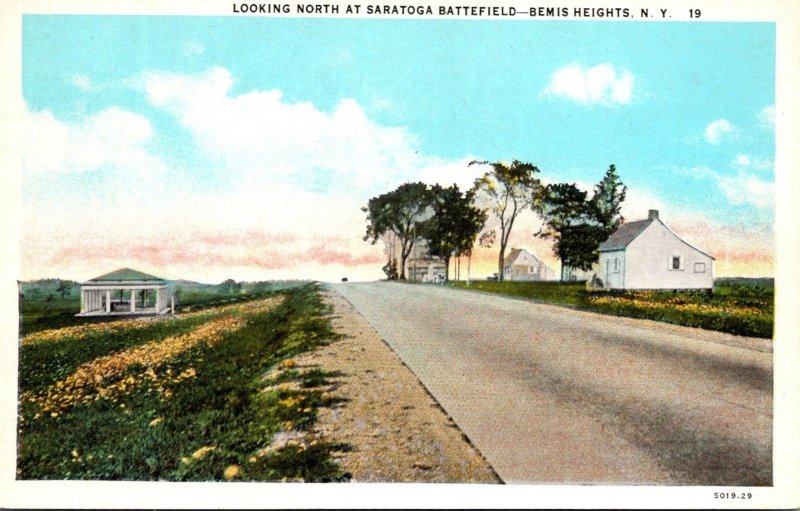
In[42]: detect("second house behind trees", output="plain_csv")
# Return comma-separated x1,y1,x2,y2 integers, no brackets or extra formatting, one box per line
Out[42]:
503,248,556,281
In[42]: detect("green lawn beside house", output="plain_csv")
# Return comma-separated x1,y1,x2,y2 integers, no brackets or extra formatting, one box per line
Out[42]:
449,279,773,338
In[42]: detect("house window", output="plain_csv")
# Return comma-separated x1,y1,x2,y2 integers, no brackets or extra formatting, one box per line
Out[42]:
694,262,706,273
528,265,535,273
613,258,619,273
669,255,684,271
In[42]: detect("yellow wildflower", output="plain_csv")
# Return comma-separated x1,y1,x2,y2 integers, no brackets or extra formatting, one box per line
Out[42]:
191,445,217,460
223,465,241,480
279,359,297,370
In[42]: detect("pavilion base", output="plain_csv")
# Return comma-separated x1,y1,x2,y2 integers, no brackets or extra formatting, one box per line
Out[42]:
75,307,172,317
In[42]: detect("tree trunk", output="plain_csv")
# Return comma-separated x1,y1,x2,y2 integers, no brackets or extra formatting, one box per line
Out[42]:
444,255,450,282
467,252,472,286
399,249,408,280
498,243,506,282
399,238,415,281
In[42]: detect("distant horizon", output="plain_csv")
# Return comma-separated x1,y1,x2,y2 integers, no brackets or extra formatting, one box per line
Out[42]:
19,272,776,287
21,16,775,283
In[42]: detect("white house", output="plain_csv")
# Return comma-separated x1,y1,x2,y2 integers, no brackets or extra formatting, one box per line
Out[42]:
597,210,714,290
503,248,556,281
77,268,174,316
406,239,447,283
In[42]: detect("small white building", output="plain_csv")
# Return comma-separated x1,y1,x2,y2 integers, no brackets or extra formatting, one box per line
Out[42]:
77,268,174,316
406,239,447,283
560,265,596,282
597,210,714,290
503,248,556,281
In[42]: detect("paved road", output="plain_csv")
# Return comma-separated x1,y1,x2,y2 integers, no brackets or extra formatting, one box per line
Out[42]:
330,282,772,485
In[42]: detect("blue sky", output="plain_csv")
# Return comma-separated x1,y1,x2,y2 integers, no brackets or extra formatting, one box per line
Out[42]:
21,16,776,281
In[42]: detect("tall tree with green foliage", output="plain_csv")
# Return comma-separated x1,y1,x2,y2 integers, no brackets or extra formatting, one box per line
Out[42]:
535,182,592,280
363,182,434,280
470,160,541,281
535,165,627,280
591,164,627,237
421,184,487,282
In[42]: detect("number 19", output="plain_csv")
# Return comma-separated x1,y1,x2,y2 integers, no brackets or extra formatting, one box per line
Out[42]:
690,9,701,18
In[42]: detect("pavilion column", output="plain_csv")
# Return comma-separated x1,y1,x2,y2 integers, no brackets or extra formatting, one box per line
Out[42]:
106,290,111,313
80,289,86,313
130,289,137,313
156,288,161,312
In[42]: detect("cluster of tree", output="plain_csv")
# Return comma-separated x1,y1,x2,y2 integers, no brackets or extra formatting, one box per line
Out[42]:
535,164,627,276
19,279,80,302
363,162,626,282
363,182,486,281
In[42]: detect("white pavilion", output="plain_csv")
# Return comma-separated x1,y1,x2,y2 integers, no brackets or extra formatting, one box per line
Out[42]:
77,268,174,316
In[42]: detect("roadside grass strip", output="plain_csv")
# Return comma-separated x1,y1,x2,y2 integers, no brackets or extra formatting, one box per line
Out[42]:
450,281,773,338
586,291,772,338
17,285,349,481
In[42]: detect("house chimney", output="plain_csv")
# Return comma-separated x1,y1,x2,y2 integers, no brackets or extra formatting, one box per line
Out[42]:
648,209,659,220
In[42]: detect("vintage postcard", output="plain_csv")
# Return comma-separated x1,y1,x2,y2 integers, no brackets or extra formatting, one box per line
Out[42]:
1,0,798,508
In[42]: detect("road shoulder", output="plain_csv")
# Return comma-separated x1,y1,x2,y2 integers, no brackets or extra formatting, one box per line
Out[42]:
291,289,499,483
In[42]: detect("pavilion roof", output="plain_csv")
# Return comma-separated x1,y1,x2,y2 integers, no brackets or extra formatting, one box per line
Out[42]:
87,268,166,283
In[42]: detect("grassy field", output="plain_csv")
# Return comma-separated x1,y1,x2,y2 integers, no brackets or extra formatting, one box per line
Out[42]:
449,278,773,338
17,284,349,481
18,279,306,336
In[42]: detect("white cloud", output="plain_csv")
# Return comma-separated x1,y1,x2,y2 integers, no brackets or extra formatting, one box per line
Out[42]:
759,105,774,130
716,171,774,209
72,74,93,91
733,154,772,171
182,40,205,57
680,165,773,209
416,157,483,191
22,106,166,176
704,119,735,144
139,67,460,194
544,64,634,106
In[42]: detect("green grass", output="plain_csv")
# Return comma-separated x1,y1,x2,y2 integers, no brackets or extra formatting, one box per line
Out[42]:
451,280,588,306
449,280,773,338
18,279,305,336
19,313,221,395
17,284,350,481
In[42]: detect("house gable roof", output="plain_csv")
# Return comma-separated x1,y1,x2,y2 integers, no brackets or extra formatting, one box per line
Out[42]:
504,248,523,268
87,268,166,283
598,219,653,252
504,248,544,268
599,219,716,260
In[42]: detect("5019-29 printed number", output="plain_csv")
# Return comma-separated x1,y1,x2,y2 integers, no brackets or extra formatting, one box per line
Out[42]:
714,492,753,500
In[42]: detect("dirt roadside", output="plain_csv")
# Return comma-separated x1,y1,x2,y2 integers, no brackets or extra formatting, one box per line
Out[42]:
292,290,500,483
